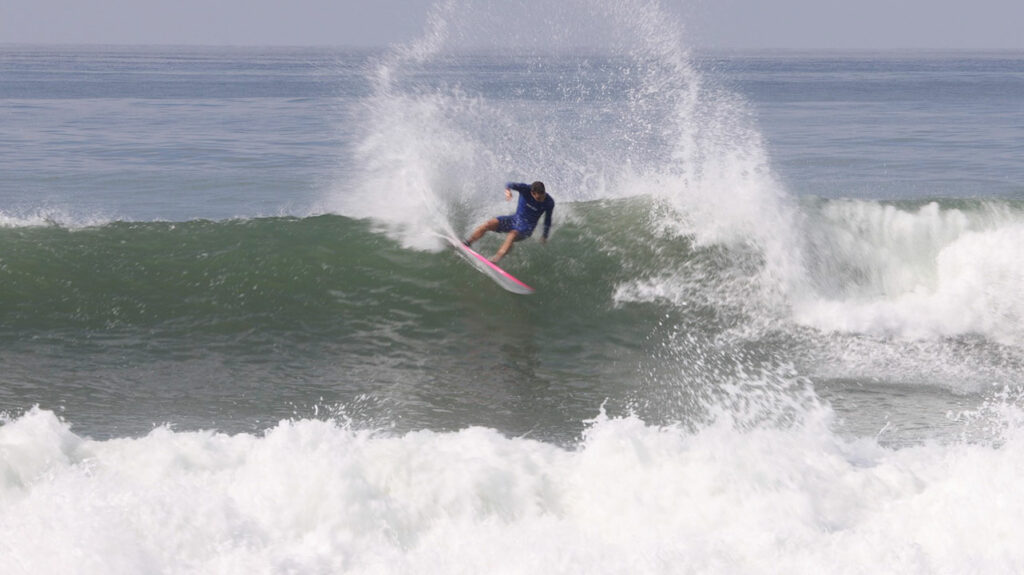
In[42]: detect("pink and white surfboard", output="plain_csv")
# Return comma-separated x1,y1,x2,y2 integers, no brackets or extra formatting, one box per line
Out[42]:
445,236,535,295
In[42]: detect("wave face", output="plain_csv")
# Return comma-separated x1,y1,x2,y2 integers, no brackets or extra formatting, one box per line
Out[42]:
2,198,1021,422
4,199,1020,344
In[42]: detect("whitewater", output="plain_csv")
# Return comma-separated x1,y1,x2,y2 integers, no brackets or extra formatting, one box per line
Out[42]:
2,0,1024,572
5,404,1024,574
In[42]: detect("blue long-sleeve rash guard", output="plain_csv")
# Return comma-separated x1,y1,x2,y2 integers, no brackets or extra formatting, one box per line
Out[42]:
506,182,555,239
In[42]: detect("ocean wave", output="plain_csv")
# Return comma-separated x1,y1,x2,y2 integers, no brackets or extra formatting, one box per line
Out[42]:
3,402,1024,574
0,207,117,230
795,199,1024,345
3,197,1020,395
2,198,1021,343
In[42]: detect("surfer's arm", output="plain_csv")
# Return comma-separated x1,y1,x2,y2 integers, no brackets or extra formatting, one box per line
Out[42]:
542,203,554,240
505,182,530,197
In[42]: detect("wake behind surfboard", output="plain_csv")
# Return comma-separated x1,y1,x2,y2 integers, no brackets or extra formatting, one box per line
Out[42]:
443,235,535,295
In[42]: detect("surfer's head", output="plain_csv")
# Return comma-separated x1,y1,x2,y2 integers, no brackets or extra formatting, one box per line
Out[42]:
530,181,547,201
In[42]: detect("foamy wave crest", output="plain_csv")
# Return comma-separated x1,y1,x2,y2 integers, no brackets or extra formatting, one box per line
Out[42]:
0,207,115,229
4,405,1024,573
797,200,1024,345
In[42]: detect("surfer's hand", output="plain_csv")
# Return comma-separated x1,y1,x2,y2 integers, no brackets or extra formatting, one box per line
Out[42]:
505,188,513,200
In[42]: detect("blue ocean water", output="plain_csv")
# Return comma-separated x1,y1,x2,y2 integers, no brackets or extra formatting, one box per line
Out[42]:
1,11,1024,573
724,53,1024,199
0,46,355,222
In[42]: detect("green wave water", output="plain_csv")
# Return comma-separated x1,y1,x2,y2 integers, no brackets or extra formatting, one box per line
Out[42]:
0,203,680,339
0,200,705,438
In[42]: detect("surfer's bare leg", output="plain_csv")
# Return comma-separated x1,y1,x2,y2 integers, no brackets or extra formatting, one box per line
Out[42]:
492,231,518,263
466,218,498,246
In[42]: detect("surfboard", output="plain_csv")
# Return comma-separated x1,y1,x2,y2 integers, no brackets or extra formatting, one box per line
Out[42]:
444,235,535,295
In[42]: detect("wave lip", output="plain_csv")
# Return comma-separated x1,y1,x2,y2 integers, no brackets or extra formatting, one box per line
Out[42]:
796,200,1024,346
0,207,116,230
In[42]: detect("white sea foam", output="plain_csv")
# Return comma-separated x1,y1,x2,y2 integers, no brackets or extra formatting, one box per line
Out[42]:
3,405,1024,573
795,201,1024,346
617,197,1024,352
0,207,116,229
325,1,507,250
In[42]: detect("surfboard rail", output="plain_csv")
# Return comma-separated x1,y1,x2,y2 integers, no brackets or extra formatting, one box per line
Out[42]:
444,236,535,295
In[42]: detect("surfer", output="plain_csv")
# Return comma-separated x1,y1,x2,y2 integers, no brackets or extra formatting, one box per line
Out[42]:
464,181,554,264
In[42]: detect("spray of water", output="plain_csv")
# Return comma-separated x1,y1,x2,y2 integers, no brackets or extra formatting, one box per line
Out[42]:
328,0,804,303
328,0,1024,393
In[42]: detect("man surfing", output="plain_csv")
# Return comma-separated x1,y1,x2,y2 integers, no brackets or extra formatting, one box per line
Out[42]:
464,181,554,264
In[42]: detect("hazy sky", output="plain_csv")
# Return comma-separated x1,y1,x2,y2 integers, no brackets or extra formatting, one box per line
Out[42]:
2,0,1023,50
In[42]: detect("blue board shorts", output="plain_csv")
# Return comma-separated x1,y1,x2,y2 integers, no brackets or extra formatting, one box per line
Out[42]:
495,215,533,240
